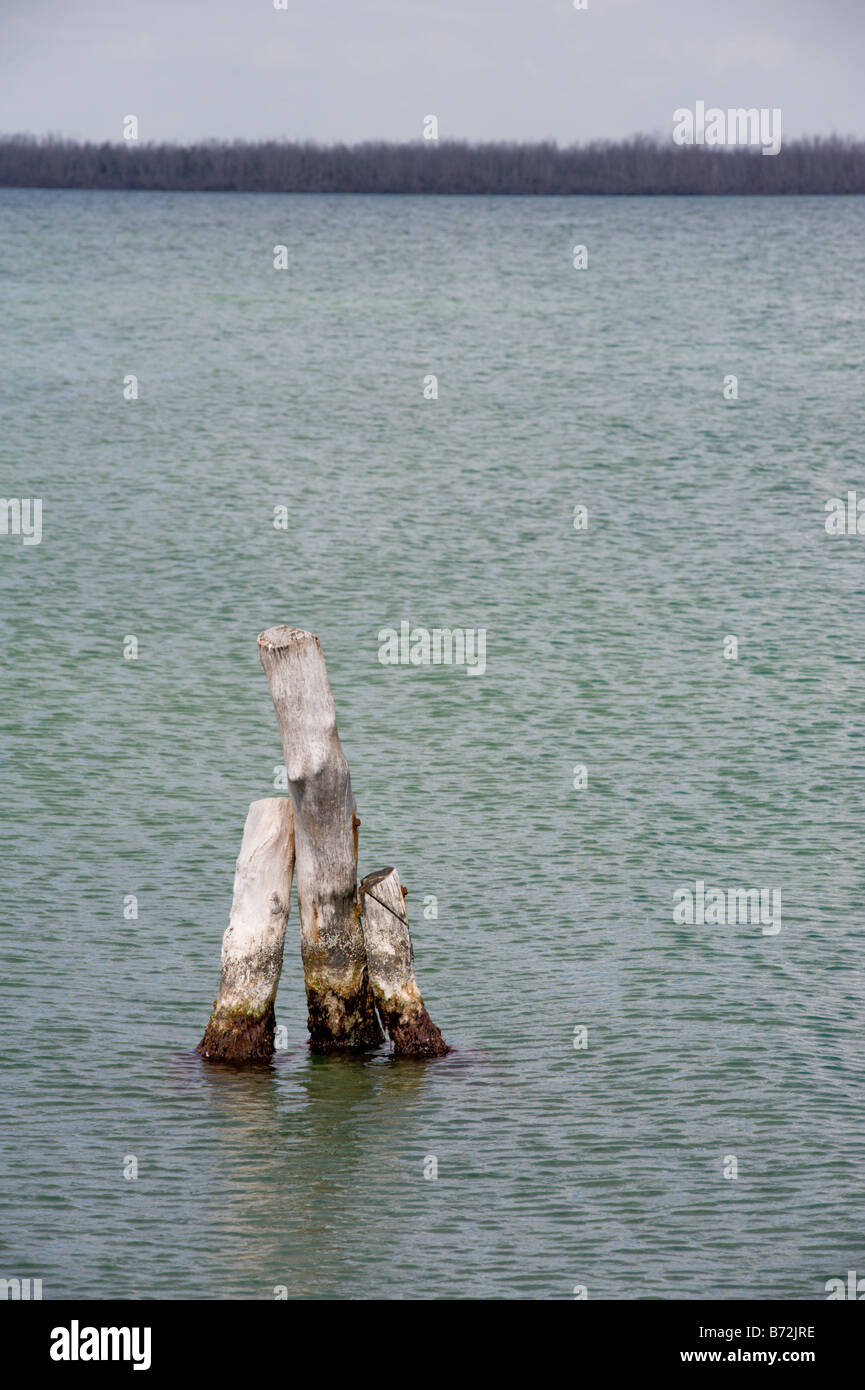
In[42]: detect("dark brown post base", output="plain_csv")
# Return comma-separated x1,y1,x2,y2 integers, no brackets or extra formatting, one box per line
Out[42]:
197,1005,276,1063
380,1000,449,1058
305,971,383,1052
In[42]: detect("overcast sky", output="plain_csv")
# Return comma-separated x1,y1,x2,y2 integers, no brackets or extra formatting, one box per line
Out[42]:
1,0,863,145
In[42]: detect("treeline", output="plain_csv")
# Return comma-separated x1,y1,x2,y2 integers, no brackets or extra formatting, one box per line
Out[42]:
1,134,864,194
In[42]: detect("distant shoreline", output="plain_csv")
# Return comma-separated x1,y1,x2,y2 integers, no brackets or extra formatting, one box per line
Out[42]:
2,135,864,195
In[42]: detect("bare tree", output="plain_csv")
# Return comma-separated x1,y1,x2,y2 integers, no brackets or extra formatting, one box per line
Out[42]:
1,135,863,194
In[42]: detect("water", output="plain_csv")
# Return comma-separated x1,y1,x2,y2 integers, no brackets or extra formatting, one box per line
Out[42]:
1,189,864,1300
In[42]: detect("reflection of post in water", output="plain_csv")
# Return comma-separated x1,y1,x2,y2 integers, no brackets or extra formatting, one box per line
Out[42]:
195,1052,438,1297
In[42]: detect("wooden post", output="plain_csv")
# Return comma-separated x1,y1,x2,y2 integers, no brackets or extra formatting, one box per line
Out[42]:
198,797,295,1063
258,625,382,1051
359,867,449,1056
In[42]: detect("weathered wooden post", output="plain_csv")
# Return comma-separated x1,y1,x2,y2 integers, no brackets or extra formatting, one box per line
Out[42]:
198,797,295,1062
257,625,382,1051
359,867,449,1056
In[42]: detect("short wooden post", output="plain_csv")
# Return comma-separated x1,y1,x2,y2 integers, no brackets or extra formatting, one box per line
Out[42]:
258,625,382,1051
198,797,295,1062
359,867,449,1056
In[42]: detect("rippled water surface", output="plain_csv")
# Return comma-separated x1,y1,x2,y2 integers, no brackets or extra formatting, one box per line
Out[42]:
2,190,864,1299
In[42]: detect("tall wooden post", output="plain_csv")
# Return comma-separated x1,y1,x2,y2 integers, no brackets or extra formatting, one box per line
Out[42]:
198,797,295,1062
258,625,382,1051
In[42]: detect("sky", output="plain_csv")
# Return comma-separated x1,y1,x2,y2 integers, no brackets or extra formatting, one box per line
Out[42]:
1,0,863,146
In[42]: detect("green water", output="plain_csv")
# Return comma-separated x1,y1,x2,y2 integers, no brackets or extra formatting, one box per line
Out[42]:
1,190,864,1299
